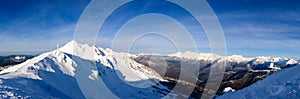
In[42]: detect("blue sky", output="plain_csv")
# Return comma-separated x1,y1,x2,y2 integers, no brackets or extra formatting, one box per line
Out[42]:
208,0,300,58
0,0,299,59
0,0,89,55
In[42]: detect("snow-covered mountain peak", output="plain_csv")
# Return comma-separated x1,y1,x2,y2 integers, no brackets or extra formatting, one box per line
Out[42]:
0,40,299,98
225,55,251,63
0,40,170,98
57,40,99,61
168,51,220,61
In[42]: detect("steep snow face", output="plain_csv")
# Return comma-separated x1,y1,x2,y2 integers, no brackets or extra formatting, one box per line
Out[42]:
1,51,76,79
58,40,96,61
112,52,164,87
62,41,164,88
0,41,168,98
0,50,82,98
218,65,300,99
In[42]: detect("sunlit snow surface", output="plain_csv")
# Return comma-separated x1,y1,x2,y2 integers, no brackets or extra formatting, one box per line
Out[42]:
0,41,171,98
0,41,298,98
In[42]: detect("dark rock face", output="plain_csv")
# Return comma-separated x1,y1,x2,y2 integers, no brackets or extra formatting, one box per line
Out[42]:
134,55,297,98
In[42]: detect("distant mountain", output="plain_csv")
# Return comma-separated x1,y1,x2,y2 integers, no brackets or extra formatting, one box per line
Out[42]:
0,55,34,71
135,52,299,96
0,40,298,98
218,61,300,98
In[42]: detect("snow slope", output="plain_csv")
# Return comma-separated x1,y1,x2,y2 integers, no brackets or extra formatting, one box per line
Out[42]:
218,64,300,99
0,41,170,98
0,40,298,98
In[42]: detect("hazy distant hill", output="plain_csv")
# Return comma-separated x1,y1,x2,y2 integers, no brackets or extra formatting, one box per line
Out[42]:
0,55,34,67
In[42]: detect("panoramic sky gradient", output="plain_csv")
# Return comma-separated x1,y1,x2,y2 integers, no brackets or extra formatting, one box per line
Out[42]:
0,0,299,58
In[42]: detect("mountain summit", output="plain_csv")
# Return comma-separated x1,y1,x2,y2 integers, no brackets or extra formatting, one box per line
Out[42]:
0,40,299,98
0,41,169,98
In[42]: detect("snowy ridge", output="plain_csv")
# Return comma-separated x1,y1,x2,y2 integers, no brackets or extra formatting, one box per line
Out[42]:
0,41,168,98
0,50,81,98
0,40,299,98
169,51,220,61
169,51,298,68
168,51,299,98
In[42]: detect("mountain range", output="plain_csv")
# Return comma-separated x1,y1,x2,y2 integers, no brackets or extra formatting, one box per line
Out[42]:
0,41,298,98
